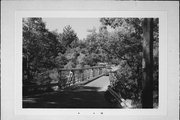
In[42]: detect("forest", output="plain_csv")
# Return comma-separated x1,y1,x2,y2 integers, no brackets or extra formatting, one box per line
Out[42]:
23,18,159,108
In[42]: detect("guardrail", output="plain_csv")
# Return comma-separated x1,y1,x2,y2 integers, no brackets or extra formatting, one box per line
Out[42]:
23,66,107,96
107,69,129,108
58,66,107,87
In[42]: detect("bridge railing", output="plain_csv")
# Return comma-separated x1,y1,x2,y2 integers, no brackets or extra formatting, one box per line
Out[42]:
107,69,130,108
23,66,107,96
58,66,107,88
109,71,117,87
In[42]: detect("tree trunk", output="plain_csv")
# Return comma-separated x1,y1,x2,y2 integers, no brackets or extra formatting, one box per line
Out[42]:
141,18,154,108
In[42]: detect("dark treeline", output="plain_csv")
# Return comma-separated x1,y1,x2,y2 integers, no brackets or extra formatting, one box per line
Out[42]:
23,18,158,107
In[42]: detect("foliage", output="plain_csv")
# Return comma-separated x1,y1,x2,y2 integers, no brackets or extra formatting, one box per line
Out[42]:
100,18,159,107
23,18,78,85
61,25,78,48
23,17,159,108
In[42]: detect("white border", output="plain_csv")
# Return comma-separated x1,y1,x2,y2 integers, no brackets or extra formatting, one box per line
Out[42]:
14,11,167,116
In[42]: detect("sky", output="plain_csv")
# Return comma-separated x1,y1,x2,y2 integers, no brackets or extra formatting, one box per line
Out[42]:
43,18,102,40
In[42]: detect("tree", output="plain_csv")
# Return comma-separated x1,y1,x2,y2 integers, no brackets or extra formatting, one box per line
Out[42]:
61,25,78,48
141,18,154,108
23,18,62,84
55,53,68,68
23,18,47,81
100,17,158,108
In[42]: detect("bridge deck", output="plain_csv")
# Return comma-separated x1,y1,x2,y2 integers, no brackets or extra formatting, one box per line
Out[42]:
23,76,116,108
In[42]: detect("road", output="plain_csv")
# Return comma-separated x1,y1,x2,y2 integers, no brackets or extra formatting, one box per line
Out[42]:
23,76,115,108
84,76,110,91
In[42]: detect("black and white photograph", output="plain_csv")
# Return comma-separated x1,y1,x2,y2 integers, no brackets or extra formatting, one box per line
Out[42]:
22,17,159,109
1,1,179,120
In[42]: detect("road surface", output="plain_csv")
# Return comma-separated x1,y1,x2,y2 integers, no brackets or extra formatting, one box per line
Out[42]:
23,76,115,108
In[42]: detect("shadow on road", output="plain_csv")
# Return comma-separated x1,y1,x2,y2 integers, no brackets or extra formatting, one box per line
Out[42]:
23,86,117,108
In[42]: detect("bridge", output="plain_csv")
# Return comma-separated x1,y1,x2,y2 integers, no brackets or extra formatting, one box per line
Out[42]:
23,66,128,108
